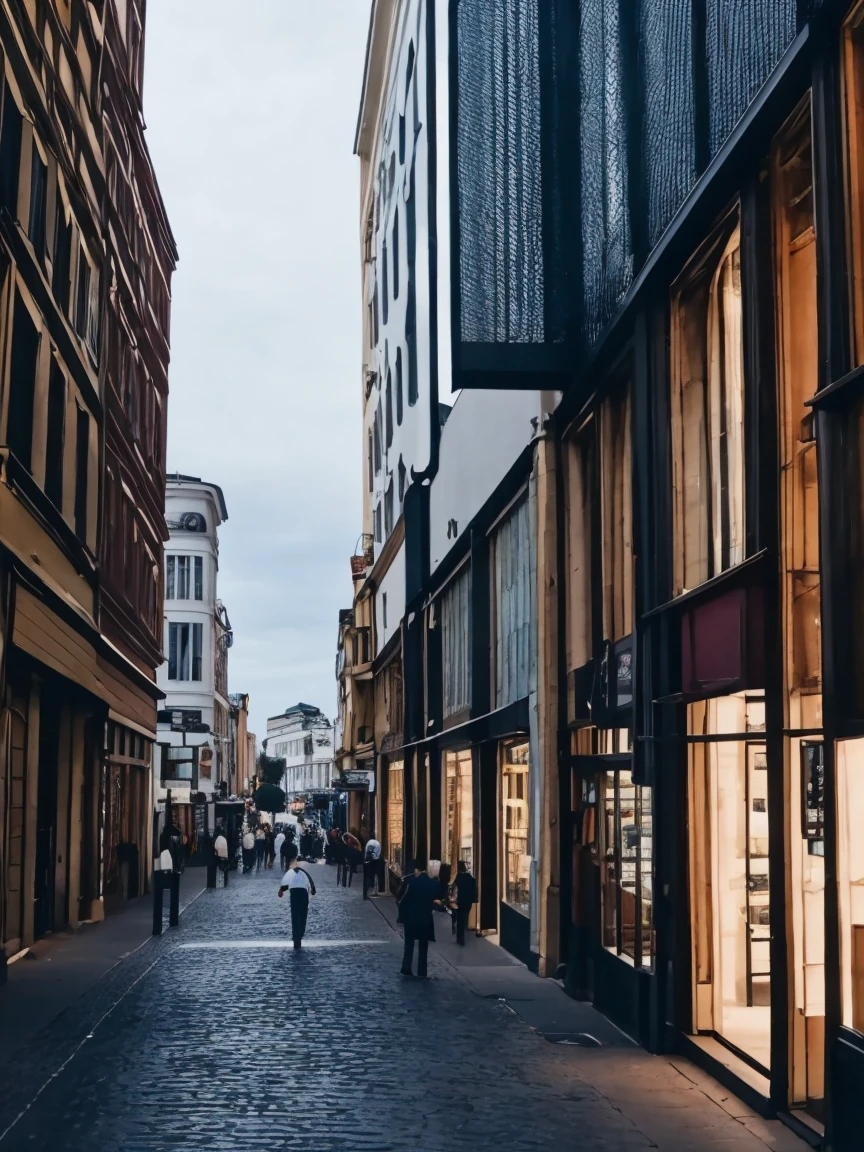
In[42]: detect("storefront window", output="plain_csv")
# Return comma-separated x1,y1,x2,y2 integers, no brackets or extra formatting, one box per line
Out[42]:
490,497,535,709
599,379,633,642
688,696,772,1073
387,759,404,876
837,739,864,1034
602,769,653,968
670,208,745,596
441,566,471,719
444,748,473,873
502,740,530,915
564,420,594,680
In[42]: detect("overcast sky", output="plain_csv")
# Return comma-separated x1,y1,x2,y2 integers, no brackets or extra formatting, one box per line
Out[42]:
144,1,371,742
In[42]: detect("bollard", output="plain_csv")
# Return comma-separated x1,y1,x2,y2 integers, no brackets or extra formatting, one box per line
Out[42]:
152,871,164,936
168,872,180,927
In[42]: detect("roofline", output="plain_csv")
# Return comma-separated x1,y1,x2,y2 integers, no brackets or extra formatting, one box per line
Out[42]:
166,473,229,521
353,0,377,155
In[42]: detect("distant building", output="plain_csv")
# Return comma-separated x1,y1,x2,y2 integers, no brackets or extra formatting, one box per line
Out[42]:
156,475,231,801
267,704,334,798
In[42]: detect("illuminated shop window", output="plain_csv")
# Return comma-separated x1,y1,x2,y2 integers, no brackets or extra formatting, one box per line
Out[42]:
444,749,473,874
387,759,404,876
502,740,530,916
602,769,653,969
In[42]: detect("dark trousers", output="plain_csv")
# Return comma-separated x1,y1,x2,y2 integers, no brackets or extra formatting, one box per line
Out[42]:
289,888,309,943
242,848,254,872
455,907,470,945
255,842,265,870
402,929,429,977
363,859,384,898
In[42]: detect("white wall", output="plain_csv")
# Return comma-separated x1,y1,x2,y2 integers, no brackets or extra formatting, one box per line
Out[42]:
376,540,405,652
429,389,542,572
365,0,436,560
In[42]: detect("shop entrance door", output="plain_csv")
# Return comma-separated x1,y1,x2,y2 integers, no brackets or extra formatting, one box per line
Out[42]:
33,690,61,939
688,696,771,1074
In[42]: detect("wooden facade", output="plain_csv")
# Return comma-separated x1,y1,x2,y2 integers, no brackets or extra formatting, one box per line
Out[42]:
0,0,174,972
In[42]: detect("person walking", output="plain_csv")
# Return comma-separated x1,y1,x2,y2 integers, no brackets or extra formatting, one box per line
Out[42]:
277,847,316,949
264,825,276,869
213,826,229,885
333,830,347,887
254,826,266,872
397,858,440,978
242,828,255,873
363,835,382,899
274,827,285,867
451,860,478,946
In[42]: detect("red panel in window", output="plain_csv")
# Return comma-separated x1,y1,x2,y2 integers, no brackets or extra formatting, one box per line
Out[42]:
681,585,765,699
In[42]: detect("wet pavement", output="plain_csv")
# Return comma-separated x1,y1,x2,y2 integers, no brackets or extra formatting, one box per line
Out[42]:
0,865,810,1151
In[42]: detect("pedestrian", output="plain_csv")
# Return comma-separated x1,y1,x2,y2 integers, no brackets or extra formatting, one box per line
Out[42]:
333,830,347,886
451,860,478,946
254,826,266,871
214,826,229,885
397,858,440,978
280,830,293,871
242,827,255,873
264,825,276,869
363,834,383,899
274,827,285,866
277,846,317,949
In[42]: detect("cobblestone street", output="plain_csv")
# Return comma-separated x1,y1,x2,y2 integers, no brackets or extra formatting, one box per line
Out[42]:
0,867,809,1152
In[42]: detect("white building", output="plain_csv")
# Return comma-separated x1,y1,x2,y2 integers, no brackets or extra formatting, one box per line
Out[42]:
156,474,231,801
266,704,334,798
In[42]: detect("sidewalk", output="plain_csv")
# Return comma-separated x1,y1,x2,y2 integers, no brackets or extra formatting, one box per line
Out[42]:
371,890,811,1151
0,868,206,1063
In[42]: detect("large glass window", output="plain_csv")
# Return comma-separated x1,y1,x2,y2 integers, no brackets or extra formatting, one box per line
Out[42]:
166,555,203,601
601,766,653,969
491,497,534,709
501,740,530,916
670,209,745,595
167,622,202,682
599,381,633,642
688,695,771,1073
441,566,471,720
387,758,404,876
444,749,473,874
837,739,864,1035
564,419,594,678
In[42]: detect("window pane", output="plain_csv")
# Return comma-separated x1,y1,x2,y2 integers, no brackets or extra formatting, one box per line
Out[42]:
192,623,202,681
388,759,404,875
442,567,472,717
600,382,633,642
502,741,530,915
166,556,175,600
639,788,654,969
45,360,66,508
492,498,534,708
168,622,178,680
444,749,474,875
602,770,618,951
671,214,744,595
194,556,203,600
178,623,190,680
74,407,90,541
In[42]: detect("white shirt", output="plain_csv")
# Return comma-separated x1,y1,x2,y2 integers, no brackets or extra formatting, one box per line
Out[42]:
214,835,228,859
365,838,382,861
280,867,312,891
242,832,255,850
274,832,285,856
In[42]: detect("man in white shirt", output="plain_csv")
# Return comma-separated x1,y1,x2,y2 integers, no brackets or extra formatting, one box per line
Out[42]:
213,829,229,886
274,828,285,864
363,836,383,900
242,829,255,873
277,848,316,949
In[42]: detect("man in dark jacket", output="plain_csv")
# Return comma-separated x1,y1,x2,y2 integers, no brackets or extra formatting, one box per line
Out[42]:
397,859,440,978
452,860,478,946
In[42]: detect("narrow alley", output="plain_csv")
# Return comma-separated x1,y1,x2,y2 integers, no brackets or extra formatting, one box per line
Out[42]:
0,872,809,1152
